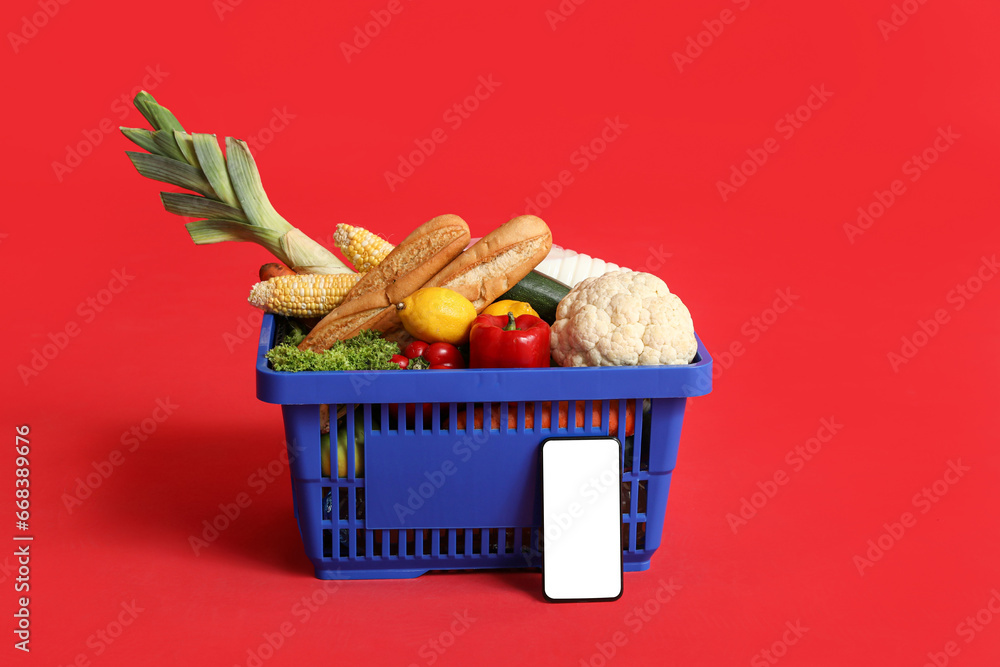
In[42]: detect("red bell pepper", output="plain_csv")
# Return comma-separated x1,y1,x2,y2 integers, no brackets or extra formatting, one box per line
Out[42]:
469,312,551,369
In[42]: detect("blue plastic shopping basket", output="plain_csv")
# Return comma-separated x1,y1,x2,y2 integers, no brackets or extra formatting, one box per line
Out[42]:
256,314,712,580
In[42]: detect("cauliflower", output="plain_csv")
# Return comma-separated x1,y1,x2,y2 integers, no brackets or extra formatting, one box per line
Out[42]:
550,270,698,367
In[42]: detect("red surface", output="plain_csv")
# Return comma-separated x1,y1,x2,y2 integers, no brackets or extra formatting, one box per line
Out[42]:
4,0,999,664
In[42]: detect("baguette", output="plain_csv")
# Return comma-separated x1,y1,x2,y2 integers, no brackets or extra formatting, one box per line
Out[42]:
299,214,470,351
423,215,552,311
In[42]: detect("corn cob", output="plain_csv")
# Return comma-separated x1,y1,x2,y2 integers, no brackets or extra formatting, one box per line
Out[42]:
248,273,361,317
333,223,395,273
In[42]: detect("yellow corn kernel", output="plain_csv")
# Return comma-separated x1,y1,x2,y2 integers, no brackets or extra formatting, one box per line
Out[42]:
333,223,395,273
248,273,360,317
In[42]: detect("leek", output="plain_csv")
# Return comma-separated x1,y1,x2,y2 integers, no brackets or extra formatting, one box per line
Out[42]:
121,92,351,275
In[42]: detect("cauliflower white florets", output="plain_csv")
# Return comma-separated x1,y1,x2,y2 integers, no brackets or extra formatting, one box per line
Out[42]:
550,270,698,367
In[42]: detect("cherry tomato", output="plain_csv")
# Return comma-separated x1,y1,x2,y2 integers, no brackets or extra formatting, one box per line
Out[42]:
424,342,465,368
429,363,460,370
403,341,429,359
390,354,409,369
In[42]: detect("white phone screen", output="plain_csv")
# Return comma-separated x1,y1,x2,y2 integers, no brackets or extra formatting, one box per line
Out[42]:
541,437,623,601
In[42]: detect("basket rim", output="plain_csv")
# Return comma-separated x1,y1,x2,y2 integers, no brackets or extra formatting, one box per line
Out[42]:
256,314,713,405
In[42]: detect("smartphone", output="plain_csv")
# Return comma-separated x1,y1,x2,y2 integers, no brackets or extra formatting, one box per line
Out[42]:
541,437,624,602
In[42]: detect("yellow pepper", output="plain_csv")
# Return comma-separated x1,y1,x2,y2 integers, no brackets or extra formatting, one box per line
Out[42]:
482,300,539,319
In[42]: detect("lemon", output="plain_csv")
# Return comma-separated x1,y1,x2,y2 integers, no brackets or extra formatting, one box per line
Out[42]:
482,299,539,319
397,287,477,344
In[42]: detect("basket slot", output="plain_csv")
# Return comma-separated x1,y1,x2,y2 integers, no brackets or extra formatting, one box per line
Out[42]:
323,529,333,558
338,488,348,521
516,402,525,433
466,528,475,556
583,400,594,431
438,529,447,556
322,487,331,520
354,487,364,520
499,403,508,434
487,528,498,555
389,530,399,557
622,523,633,552
639,400,651,471
320,404,331,435
615,398,628,443
405,529,415,556
636,522,646,551
355,529,365,557
366,530,374,559
637,480,647,515
344,404,356,481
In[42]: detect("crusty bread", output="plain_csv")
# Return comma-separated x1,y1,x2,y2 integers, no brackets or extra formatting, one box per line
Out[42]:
423,215,552,311
299,214,470,351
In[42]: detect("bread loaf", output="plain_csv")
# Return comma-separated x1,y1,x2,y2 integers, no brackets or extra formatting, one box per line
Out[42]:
299,214,470,351
423,215,552,311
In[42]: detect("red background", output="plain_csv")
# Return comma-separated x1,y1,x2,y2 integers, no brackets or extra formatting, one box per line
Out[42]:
4,0,999,664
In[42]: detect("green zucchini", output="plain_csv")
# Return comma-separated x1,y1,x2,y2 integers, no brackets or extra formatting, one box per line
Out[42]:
496,271,571,324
